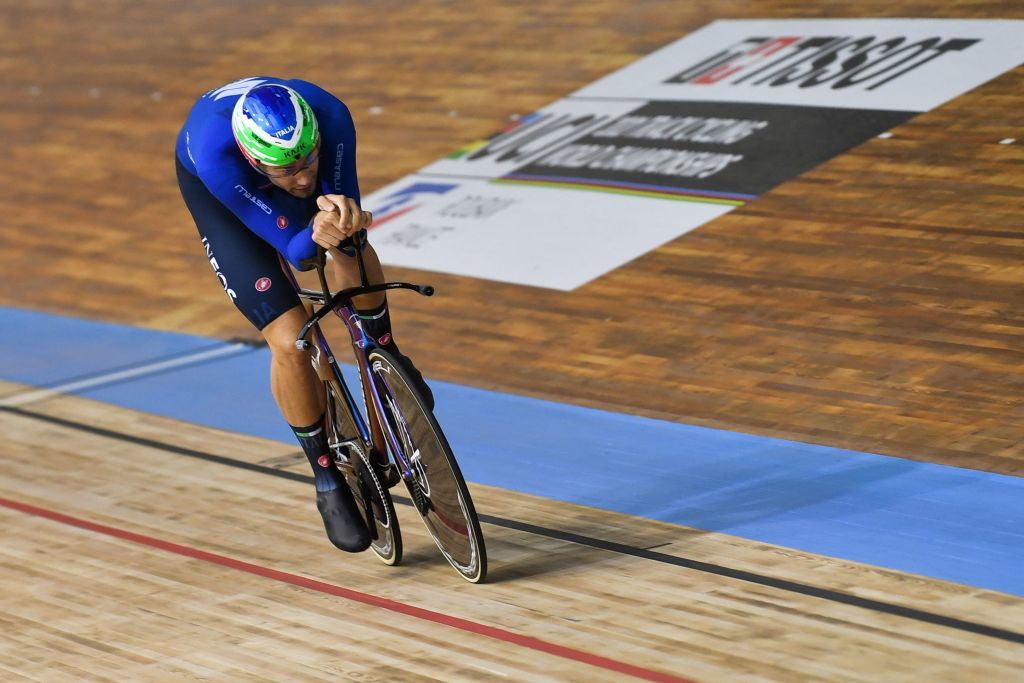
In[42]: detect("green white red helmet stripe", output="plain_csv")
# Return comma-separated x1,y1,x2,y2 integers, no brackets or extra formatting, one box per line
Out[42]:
231,84,319,166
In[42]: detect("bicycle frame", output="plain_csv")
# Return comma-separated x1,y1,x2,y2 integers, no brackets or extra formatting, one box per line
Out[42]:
310,304,376,452
277,238,485,582
282,244,433,481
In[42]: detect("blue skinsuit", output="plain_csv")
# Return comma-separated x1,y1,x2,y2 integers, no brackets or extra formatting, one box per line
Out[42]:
176,76,360,269
175,76,362,329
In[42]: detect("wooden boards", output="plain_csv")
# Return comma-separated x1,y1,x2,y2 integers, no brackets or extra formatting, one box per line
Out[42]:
1,2,1022,474
2,386,1021,681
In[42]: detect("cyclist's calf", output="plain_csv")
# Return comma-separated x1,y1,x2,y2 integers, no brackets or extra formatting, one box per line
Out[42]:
261,305,325,426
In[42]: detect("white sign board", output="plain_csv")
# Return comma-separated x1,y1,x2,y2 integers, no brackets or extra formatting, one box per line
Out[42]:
366,19,1024,290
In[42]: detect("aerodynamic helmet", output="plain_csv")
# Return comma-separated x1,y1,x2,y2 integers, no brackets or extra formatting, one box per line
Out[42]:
231,83,319,167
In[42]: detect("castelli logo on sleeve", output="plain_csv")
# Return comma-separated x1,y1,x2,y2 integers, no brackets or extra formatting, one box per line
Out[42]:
233,184,273,214
378,332,392,346
276,215,289,229
317,455,331,468
255,277,272,292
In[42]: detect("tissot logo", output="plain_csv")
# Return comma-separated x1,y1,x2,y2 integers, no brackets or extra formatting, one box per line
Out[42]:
667,35,979,91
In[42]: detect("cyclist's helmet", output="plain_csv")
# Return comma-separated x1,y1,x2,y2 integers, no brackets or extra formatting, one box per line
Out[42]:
231,83,319,167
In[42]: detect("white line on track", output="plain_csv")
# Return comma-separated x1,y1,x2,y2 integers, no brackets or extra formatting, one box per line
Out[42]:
0,344,250,408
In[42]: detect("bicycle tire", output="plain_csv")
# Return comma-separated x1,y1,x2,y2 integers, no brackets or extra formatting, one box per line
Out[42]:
367,348,487,583
325,379,402,566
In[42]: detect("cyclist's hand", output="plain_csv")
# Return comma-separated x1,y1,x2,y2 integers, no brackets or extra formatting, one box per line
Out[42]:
312,194,373,249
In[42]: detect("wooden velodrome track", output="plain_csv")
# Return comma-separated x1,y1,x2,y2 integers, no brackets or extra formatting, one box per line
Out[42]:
1,1,1023,681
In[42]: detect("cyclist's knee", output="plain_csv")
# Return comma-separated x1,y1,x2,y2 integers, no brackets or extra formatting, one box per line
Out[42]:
261,306,310,361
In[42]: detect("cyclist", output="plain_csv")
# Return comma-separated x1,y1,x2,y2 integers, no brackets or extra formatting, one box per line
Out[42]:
175,77,432,554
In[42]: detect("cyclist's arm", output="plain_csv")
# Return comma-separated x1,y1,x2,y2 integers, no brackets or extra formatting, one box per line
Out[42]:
292,78,362,203
198,161,313,267
325,99,362,204
291,85,367,266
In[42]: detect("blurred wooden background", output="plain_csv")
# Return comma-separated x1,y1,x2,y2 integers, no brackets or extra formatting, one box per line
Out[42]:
2,0,1022,476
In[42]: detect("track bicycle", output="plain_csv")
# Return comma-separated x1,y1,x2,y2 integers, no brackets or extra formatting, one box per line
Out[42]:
287,235,487,583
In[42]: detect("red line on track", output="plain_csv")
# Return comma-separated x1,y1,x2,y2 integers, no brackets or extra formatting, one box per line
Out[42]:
1,495,695,683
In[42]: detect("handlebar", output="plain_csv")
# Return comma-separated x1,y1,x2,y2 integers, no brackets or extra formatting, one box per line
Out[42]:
297,252,327,272
295,281,433,350
294,234,434,350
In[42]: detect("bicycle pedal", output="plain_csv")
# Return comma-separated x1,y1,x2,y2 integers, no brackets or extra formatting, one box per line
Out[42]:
331,448,352,469
329,439,361,467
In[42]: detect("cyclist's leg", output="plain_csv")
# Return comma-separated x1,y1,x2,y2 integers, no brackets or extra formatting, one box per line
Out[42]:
330,237,435,410
328,235,386,312
260,307,324,426
176,157,369,552
260,310,370,552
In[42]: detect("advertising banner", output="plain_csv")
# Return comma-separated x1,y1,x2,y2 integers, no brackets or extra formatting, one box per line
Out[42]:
574,18,1024,111
366,19,1024,290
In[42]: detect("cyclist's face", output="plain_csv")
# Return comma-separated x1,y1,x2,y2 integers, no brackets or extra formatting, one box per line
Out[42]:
254,140,321,198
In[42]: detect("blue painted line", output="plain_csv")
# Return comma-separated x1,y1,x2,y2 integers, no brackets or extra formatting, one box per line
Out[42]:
1,305,1022,595
0,306,223,388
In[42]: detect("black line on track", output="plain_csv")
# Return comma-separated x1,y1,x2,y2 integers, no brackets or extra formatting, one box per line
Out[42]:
0,406,310,483
4,404,1022,645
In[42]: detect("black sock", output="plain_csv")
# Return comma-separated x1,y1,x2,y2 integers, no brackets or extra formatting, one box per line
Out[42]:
290,414,340,492
357,300,394,346
357,301,434,410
